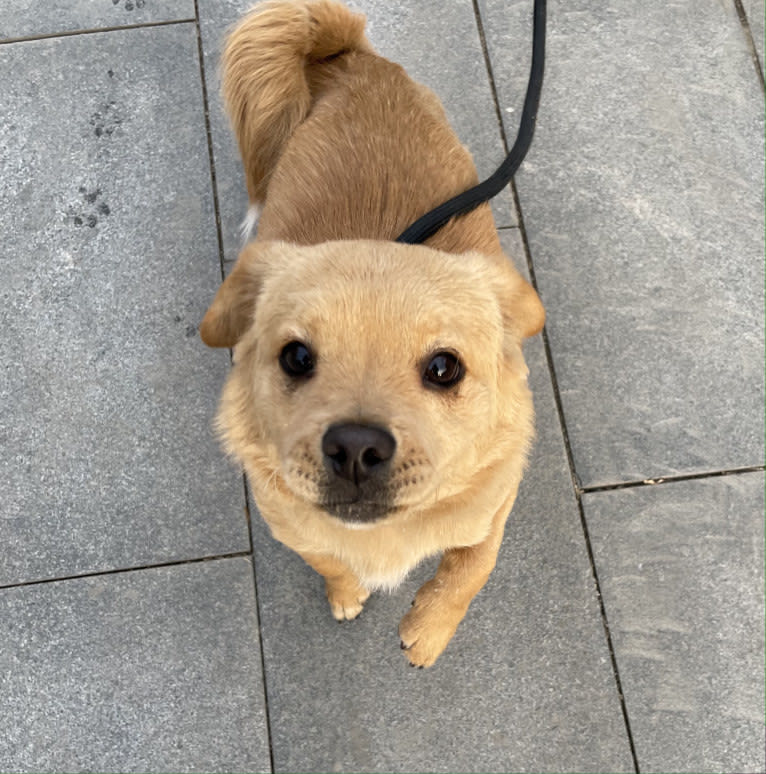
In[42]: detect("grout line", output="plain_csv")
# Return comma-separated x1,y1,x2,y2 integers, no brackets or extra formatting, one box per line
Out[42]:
192,0,227,282
733,0,766,92
0,551,253,592
470,1,640,768
581,465,766,495
241,479,277,774
470,0,511,155
472,0,521,228
573,496,643,773
192,4,273,769
0,18,195,45
511,175,642,773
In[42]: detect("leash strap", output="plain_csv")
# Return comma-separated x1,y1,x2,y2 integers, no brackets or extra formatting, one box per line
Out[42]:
396,0,546,245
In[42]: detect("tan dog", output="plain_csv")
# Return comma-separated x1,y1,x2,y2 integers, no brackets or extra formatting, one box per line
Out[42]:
200,0,544,667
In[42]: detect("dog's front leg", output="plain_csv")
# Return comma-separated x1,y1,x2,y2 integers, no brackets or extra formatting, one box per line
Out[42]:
399,492,516,667
298,551,370,621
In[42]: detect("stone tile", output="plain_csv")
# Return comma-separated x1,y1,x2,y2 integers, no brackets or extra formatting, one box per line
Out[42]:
0,0,194,41
247,248,633,771
0,26,248,586
197,0,515,266
479,0,765,486
584,473,765,773
0,558,271,773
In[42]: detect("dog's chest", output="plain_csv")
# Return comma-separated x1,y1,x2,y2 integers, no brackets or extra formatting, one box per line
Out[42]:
261,496,494,591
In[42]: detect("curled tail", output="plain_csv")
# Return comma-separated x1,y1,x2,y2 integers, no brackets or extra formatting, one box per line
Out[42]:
222,0,370,203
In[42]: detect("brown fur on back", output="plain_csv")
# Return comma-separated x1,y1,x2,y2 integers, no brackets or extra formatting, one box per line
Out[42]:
223,0,501,255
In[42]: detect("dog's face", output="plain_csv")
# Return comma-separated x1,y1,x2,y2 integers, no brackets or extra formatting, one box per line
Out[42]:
201,240,543,525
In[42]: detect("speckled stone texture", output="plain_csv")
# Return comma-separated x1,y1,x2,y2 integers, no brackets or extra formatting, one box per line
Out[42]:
584,473,765,773
478,0,765,486
0,0,195,40
0,25,248,585
0,558,271,773
1,1,764,771
196,0,516,266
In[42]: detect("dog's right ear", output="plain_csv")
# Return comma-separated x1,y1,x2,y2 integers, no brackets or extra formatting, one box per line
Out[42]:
200,241,275,348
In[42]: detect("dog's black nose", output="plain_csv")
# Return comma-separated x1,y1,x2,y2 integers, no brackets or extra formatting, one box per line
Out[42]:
322,423,396,484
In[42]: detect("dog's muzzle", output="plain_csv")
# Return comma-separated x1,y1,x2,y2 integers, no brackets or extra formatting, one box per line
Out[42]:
319,422,395,523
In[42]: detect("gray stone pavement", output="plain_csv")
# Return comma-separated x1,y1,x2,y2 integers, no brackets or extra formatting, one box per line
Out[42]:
0,1,763,772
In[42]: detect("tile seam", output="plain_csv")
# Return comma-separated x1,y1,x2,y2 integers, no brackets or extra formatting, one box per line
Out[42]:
470,0,511,155
191,4,275,770
580,464,766,495
512,177,642,774
470,1,640,767
0,551,253,592
192,0,227,282
732,0,766,92
0,18,196,46
241,477,277,774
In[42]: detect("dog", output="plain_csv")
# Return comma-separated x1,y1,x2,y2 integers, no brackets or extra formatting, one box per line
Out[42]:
200,0,544,667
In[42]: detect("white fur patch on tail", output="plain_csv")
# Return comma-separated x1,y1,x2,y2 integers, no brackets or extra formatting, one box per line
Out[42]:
240,203,262,245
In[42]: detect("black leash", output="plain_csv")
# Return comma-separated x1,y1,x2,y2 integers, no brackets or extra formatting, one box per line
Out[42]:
396,0,546,245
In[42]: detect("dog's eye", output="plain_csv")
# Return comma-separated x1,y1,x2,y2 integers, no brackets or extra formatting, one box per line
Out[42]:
279,340,315,378
423,351,463,389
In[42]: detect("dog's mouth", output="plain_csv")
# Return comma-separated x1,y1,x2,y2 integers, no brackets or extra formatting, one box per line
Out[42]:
282,450,397,524
283,425,433,523
319,489,394,525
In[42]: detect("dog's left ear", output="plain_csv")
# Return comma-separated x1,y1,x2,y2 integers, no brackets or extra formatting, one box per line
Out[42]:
492,257,545,340
200,241,276,348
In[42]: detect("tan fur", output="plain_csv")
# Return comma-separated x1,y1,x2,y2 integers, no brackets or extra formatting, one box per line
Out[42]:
201,0,545,667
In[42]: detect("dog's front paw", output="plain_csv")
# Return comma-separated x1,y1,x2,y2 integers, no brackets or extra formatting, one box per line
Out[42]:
326,579,370,621
398,580,465,667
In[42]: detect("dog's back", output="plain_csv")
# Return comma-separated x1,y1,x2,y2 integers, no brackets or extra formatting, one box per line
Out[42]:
222,0,501,254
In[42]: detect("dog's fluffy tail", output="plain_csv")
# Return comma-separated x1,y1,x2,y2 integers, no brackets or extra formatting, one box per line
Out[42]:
223,0,370,203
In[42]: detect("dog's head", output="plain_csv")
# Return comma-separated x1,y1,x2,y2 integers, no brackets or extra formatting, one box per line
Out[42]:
201,240,543,525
